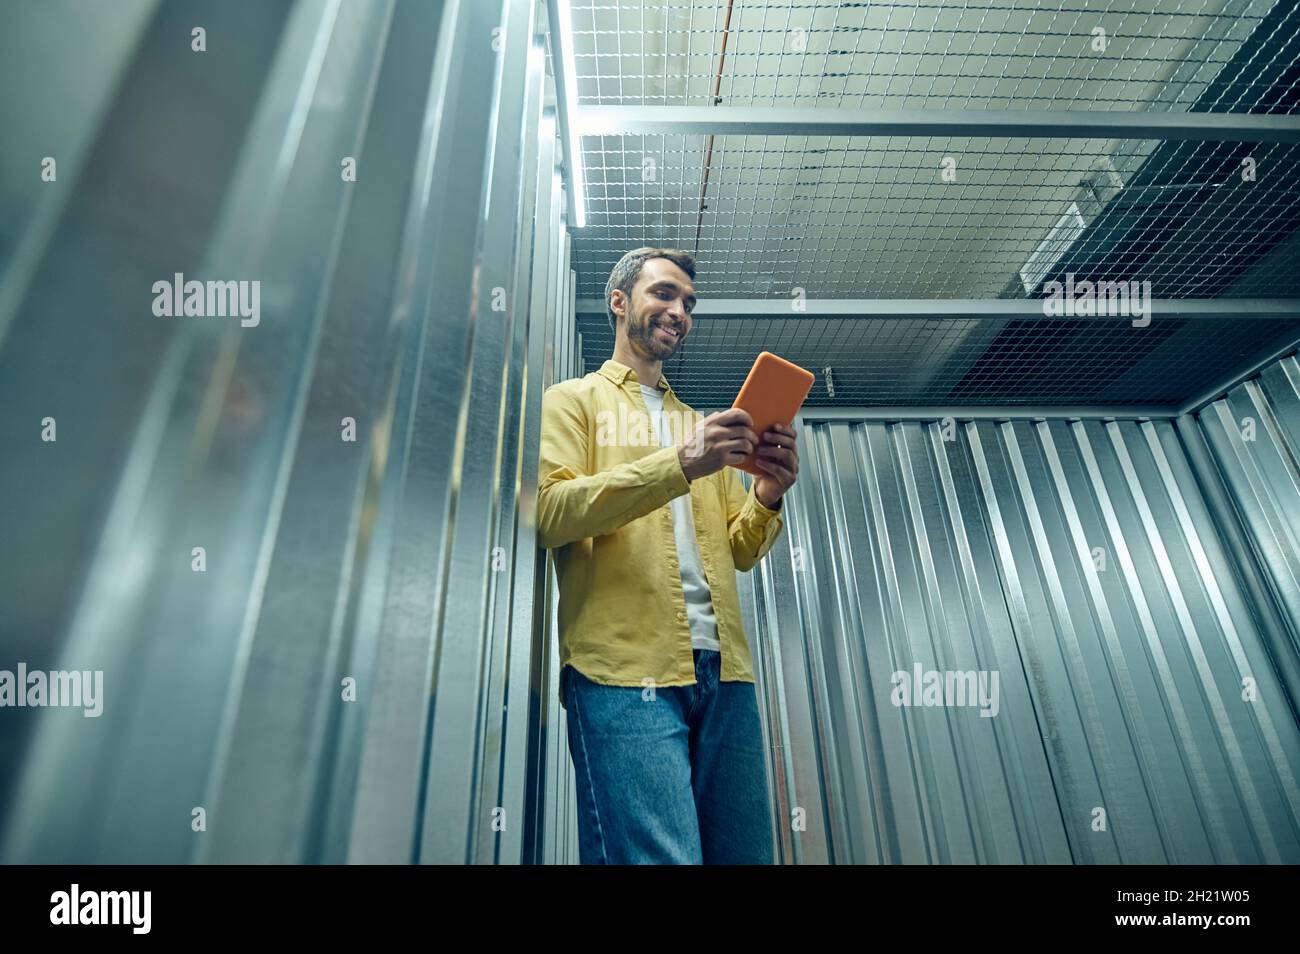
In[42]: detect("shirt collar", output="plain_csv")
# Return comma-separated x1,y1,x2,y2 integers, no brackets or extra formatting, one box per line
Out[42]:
598,358,676,397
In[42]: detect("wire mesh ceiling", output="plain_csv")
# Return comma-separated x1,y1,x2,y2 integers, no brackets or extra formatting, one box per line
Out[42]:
573,134,1300,298
569,0,1296,110
558,0,1300,406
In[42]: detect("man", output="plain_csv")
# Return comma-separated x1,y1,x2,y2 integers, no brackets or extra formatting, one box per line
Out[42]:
536,247,800,864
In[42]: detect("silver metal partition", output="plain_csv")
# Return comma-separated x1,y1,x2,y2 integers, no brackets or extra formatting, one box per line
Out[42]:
729,371,1300,864
540,204,584,867
1191,355,1300,732
1,0,580,865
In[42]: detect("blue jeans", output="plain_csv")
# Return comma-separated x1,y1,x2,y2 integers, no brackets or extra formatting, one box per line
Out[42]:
562,648,775,864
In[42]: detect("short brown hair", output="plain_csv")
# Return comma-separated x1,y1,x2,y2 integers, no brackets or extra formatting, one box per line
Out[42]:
604,247,696,332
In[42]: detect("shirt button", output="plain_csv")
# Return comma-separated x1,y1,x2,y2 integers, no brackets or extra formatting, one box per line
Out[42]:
676,611,685,622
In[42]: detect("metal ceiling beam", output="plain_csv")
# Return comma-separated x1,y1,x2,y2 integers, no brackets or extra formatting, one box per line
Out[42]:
576,298,1300,320
574,106,1300,143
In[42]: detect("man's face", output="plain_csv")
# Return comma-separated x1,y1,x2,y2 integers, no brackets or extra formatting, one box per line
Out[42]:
616,257,696,360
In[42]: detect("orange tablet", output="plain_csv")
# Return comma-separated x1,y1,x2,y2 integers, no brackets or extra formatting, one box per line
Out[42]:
730,352,815,476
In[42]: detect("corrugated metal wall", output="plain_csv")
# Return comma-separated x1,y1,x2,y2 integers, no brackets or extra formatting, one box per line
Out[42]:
1197,355,1300,674
737,390,1300,863
0,0,580,864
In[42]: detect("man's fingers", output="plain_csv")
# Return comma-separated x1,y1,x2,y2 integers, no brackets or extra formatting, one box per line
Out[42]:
719,407,754,428
718,424,758,444
759,444,798,474
761,444,794,463
756,457,794,482
759,448,797,474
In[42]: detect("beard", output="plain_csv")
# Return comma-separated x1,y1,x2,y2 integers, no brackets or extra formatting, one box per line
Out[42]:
629,305,682,359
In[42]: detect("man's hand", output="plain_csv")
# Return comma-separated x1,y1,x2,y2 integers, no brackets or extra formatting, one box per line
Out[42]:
678,407,759,481
753,422,798,509
677,409,799,508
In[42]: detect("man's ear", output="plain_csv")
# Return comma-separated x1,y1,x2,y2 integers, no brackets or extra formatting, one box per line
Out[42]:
610,291,631,334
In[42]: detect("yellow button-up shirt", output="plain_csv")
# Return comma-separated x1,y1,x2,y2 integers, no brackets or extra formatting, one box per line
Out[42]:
537,358,785,710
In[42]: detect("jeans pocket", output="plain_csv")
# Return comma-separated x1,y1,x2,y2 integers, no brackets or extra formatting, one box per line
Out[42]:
571,670,682,740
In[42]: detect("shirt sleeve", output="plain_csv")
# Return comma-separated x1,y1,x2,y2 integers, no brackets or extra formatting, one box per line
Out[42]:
536,383,691,549
724,463,785,572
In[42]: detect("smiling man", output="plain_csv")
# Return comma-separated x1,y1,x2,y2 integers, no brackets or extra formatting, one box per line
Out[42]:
536,246,800,864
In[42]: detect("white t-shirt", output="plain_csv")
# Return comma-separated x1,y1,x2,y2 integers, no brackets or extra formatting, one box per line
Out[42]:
640,383,722,652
